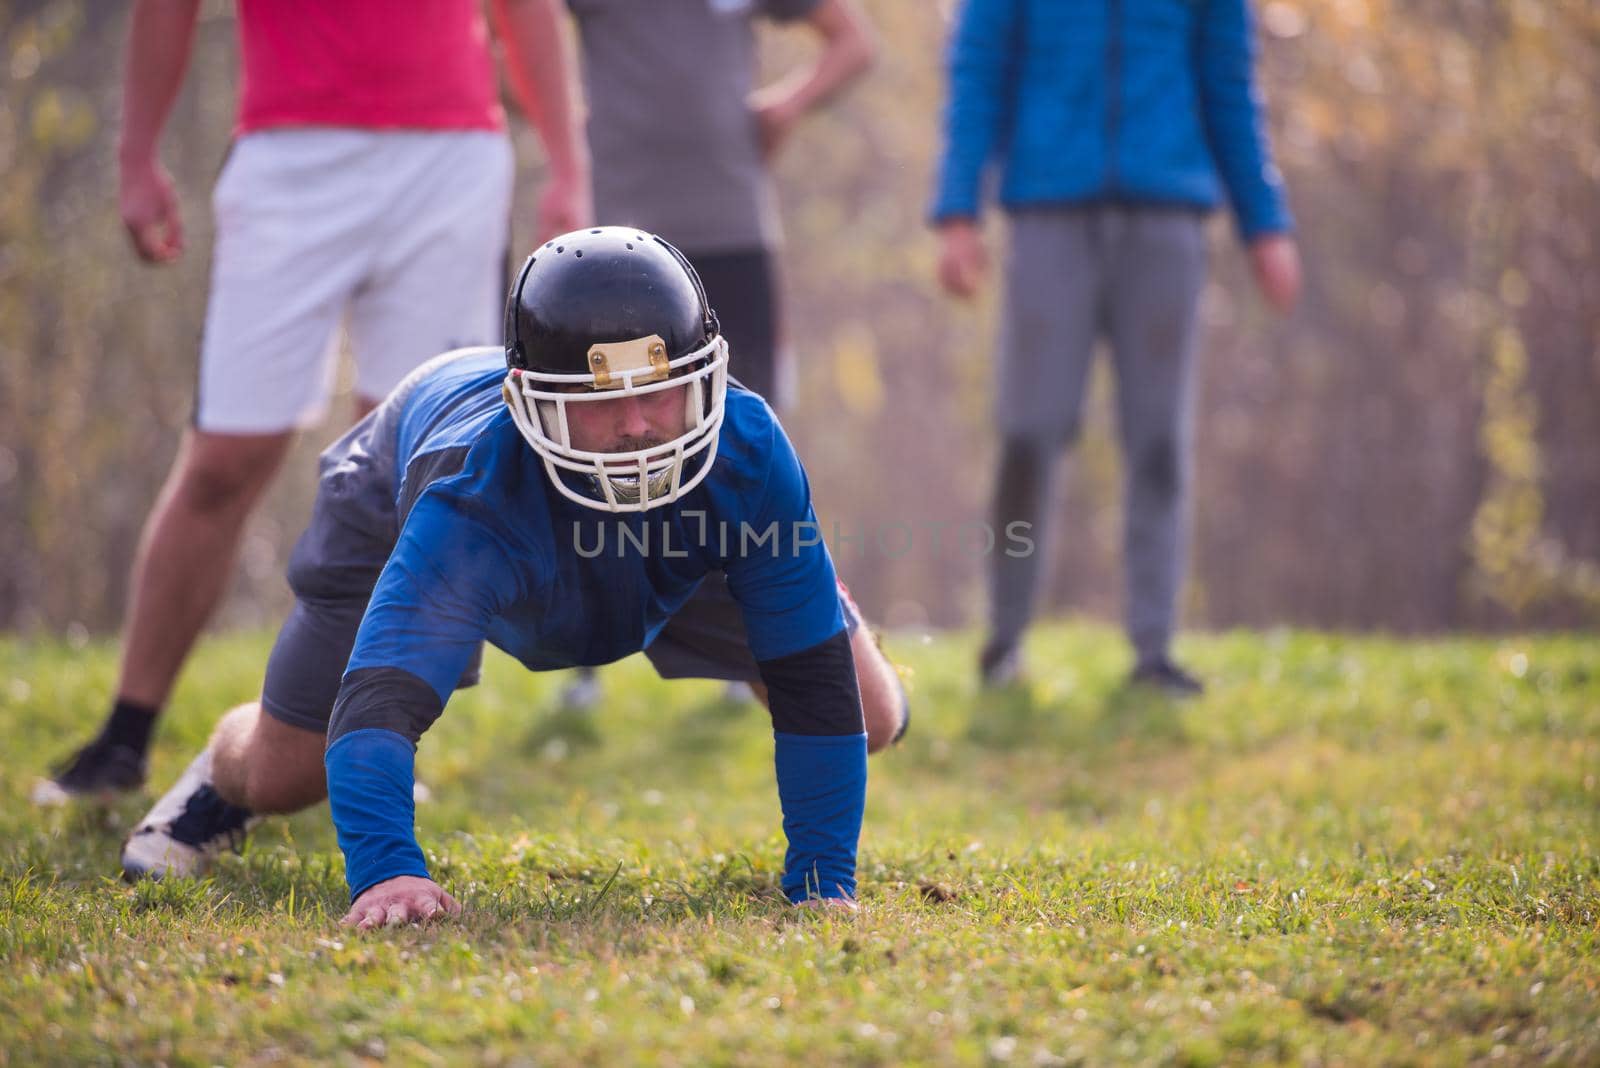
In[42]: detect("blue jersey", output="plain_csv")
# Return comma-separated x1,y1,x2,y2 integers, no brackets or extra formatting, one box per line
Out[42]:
351,349,844,696
321,350,866,905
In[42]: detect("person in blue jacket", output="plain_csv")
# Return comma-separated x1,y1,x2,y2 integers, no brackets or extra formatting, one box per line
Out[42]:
119,228,907,925
932,0,1303,694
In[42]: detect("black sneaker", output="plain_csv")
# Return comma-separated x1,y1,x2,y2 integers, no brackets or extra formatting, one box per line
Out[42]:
557,668,603,712
31,736,147,805
978,640,1024,689
121,750,257,880
1129,657,1205,698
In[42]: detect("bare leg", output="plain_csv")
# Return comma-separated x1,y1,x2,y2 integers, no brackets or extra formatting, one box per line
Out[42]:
210,702,328,813
850,626,907,753
121,702,326,879
115,429,295,708
36,429,296,803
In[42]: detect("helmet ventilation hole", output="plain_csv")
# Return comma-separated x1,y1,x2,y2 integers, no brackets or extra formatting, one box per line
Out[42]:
574,249,583,258
556,246,564,253
626,242,634,250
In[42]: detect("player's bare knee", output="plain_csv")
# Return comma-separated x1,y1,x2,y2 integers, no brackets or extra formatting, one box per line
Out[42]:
241,760,326,814
211,703,325,812
850,629,905,753
864,713,894,753
208,703,262,803
861,677,902,753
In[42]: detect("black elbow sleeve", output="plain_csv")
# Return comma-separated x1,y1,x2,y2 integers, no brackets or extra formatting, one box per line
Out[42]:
327,666,445,748
757,629,864,736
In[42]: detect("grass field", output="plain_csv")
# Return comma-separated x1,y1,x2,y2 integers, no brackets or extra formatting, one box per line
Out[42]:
1,623,1596,1065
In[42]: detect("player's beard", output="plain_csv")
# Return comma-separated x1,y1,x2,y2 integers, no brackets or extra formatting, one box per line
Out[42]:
598,433,674,504
606,433,668,457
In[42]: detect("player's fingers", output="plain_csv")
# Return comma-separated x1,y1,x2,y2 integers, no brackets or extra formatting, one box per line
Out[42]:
438,890,463,916
412,891,446,924
341,900,379,928
793,895,860,913
384,902,411,928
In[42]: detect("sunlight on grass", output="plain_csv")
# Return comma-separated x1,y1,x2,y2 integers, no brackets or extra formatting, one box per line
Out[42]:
1,624,1596,1063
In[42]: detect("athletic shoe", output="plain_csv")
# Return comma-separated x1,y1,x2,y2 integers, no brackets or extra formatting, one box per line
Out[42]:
978,640,1024,689
31,736,147,806
1129,657,1205,698
121,749,257,880
557,668,603,712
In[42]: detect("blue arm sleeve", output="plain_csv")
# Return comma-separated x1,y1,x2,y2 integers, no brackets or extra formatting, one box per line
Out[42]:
722,412,866,901
1197,0,1293,240
326,492,523,902
326,728,429,901
931,0,1022,222
722,416,845,663
344,493,518,702
775,731,867,902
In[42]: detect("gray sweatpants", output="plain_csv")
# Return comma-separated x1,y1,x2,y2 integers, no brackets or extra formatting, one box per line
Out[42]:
989,205,1208,663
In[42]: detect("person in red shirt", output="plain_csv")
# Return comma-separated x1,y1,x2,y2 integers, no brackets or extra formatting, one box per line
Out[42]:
37,0,591,802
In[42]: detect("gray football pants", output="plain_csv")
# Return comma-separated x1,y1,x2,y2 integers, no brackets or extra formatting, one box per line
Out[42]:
989,205,1208,663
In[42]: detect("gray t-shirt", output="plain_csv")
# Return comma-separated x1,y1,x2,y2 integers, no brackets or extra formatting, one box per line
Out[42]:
568,0,820,253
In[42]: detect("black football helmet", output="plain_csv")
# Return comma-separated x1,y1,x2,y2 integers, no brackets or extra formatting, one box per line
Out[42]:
502,227,728,512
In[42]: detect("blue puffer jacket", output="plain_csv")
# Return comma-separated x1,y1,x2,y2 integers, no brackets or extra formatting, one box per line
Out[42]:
931,0,1292,240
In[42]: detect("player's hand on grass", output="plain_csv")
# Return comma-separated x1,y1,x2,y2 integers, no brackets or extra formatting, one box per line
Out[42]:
341,875,462,931
119,156,184,264
936,219,988,299
793,896,860,914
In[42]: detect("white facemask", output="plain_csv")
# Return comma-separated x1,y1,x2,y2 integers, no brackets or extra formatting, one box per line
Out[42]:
503,335,729,513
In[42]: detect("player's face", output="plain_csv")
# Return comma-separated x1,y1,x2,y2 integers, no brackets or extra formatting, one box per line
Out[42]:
561,382,691,456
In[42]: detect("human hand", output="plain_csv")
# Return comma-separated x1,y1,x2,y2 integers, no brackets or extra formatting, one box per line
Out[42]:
535,170,592,244
340,875,462,930
750,93,803,164
793,896,860,914
936,219,988,300
119,156,184,264
1248,233,1302,313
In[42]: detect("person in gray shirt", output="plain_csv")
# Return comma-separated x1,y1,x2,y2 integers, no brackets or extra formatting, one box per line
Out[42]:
555,0,876,711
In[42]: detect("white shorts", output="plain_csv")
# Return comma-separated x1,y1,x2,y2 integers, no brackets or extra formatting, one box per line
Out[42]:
197,129,514,433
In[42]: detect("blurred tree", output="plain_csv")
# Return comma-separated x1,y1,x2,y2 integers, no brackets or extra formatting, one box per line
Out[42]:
2,0,1596,635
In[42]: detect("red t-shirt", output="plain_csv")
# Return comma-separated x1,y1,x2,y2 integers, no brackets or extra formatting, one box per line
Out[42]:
235,0,504,134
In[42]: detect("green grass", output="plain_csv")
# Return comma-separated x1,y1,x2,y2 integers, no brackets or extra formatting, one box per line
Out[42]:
1,623,1596,1065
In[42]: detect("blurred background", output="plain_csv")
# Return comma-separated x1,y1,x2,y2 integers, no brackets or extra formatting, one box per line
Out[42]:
2,0,1597,638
